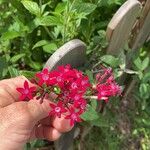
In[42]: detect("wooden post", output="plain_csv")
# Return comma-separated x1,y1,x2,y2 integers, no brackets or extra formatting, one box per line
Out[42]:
131,0,150,51
106,0,141,55
44,39,86,71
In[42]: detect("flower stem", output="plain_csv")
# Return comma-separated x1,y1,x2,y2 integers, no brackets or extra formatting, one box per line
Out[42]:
83,96,98,100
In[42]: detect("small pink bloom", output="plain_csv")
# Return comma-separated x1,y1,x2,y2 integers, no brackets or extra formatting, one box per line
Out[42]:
95,66,122,102
57,64,71,73
49,101,67,118
36,68,50,86
80,76,91,91
65,107,82,126
16,81,36,101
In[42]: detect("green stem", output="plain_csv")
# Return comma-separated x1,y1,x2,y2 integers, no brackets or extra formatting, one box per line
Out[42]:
44,26,55,39
39,0,42,16
63,0,76,43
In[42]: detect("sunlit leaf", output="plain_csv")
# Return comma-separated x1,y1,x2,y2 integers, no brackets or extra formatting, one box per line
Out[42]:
10,53,25,63
39,15,63,26
8,66,20,77
21,0,41,17
32,40,49,49
81,104,99,121
141,57,149,71
1,31,20,40
43,43,57,53
101,55,120,67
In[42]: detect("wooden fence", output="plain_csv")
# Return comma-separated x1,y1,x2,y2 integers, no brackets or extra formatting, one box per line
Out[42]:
44,0,150,149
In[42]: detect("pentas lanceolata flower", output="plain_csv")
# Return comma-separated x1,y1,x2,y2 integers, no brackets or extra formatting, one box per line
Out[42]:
16,65,121,126
16,81,36,101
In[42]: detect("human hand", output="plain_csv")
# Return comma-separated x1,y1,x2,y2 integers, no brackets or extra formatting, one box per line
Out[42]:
0,76,72,150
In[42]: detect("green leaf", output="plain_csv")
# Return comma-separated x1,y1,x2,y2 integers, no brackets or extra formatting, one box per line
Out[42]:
39,16,63,26
0,57,8,78
24,143,31,150
41,2,51,14
30,62,42,70
91,99,97,110
81,104,99,121
85,70,94,83
141,57,149,71
27,59,42,70
10,53,25,63
55,2,66,13
139,83,150,99
119,51,126,70
8,66,20,77
1,31,20,40
114,68,123,78
90,116,109,127
73,3,97,15
138,71,143,80
27,18,41,33
101,55,120,67
43,43,57,53
20,70,36,79
21,0,41,17
32,40,49,49
142,72,150,83
134,57,142,70
30,139,45,148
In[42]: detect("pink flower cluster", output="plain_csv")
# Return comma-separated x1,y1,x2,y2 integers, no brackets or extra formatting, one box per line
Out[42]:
95,67,122,102
16,65,121,126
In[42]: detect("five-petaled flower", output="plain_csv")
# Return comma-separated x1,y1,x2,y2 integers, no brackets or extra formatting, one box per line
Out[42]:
49,101,67,118
65,107,82,126
95,67,121,102
16,80,36,101
36,68,50,86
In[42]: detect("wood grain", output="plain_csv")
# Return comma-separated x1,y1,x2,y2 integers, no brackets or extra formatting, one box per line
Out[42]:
131,0,150,50
44,39,86,71
106,0,141,55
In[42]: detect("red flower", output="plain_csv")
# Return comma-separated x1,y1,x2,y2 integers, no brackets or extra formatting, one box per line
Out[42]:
79,76,91,91
73,69,83,79
16,81,36,101
71,93,87,110
48,70,65,87
57,64,71,73
70,81,78,90
65,107,82,126
49,101,67,118
36,68,50,86
95,66,122,102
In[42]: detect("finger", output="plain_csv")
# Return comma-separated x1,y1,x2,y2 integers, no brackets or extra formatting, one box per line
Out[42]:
0,87,15,107
7,76,36,101
34,125,61,141
0,76,35,107
40,116,52,126
52,115,73,133
27,97,51,122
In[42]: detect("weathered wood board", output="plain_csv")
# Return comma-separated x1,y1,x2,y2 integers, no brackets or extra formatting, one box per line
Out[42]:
54,127,76,150
44,39,86,150
131,0,150,50
44,39,86,71
106,0,142,55
146,34,150,42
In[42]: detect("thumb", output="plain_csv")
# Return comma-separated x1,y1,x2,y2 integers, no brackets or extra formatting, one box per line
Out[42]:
27,98,51,122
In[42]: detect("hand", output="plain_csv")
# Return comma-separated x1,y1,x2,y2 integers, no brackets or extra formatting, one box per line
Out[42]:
0,76,72,150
